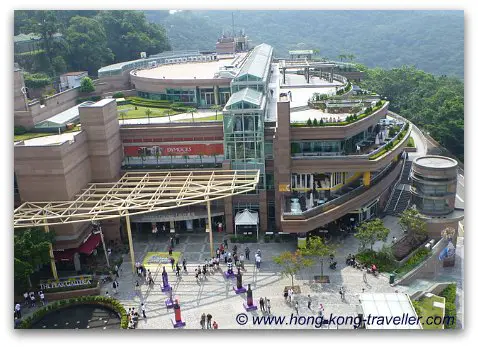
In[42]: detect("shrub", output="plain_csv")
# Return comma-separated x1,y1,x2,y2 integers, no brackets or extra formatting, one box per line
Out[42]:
306,118,313,127
395,247,431,274
112,92,124,99
355,248,397,272
264,235,271,243
24,72,51,89
319,119,324,126
14,126,27,135
440,283,457,304
79,77,95,93
313,118,318,126
77,95,101,103
444,302,457,329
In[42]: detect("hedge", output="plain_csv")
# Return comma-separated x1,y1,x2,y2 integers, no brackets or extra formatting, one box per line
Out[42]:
14,126,27,135
24,72,51,89
17,295,128,329
229,236,257,243
112,92,125,99
439,283,457,329
394,247,431,274
77,95,102,103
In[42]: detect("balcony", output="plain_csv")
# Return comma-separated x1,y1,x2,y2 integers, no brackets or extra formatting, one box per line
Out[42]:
281,159,403,233
291,121,411,173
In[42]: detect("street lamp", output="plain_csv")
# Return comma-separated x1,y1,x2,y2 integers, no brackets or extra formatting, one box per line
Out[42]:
92,221,110,268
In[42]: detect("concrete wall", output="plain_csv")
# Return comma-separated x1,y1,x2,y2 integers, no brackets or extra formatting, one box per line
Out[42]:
130,74,231,93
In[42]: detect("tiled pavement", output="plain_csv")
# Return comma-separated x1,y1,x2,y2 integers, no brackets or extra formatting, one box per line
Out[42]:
104,230,407,330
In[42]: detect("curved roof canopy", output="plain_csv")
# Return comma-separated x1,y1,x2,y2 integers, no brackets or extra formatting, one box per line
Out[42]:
14,169,260,228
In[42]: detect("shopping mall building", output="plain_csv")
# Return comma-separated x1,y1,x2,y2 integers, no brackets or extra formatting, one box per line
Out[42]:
14,41,418,261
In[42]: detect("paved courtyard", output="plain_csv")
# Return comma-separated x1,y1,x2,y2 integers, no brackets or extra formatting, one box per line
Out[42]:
103,228,406,330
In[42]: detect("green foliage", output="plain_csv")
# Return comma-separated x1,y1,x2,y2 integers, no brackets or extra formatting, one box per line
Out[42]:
17,295,128,329
312,118,318,126
440,283,457,329
112,92,124,98
319,118,324,126
14,126,27,135
399,208,427,244
229,235,256,243
355,247,397,272
306,118,312,126
273,250,314,286
395,247,431,274
79,76,95,93
23,72,51,89
355,218,390,250
77,95,101,103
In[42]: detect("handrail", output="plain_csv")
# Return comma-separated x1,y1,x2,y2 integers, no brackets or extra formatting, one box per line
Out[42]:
283,160,399,218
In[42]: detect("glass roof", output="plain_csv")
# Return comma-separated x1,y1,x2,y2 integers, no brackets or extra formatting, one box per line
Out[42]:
234,43,273,82
35,101,94,128
225,88,263,109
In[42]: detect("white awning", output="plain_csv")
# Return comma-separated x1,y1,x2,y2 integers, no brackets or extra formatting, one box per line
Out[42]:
234,209,259,226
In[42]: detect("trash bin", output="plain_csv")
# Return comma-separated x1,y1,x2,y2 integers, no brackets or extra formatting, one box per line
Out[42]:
389,272,396,284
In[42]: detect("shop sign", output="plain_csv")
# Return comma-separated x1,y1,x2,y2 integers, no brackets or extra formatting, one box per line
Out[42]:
39,276,93,290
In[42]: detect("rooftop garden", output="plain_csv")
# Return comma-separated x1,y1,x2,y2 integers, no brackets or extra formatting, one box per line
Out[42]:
412,294,446,330
14,124,81,142
369,122,409,160
291,100,385,127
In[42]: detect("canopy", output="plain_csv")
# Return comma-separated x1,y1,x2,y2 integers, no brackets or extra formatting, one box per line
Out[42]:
78,233,101,255
234,209,259,226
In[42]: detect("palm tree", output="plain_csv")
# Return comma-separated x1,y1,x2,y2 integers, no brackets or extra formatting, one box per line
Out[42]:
210,104,222,120
338,54,347,62
119,110,127,123
348,54,356,62
145,108,152,124
187,107,197,122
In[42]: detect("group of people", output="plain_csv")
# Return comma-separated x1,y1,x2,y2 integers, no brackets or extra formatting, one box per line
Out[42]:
22,290,45,308
345,254,357,267
200,313,218,329
127,303,147,329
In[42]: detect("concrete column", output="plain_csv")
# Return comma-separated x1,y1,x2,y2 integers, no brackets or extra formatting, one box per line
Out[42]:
363,172,371,187
213,85,219,105
306,67,310,83
44,222,58,281
125,214,136,274
282,68,286,84
330,67,334,82
206,200,214,257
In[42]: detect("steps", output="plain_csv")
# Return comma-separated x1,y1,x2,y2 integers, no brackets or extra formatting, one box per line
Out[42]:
385,160,413,216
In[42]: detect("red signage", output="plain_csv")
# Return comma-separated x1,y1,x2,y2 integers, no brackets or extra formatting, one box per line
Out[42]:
124,143,224,157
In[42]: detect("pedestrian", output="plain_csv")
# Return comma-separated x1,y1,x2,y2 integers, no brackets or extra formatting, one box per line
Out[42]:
23,292,29,306
363,269,367,283
38,291,45,306
216,248,220,258
212,321,218,329
115,264,120,278
175,233,180,245
183,259,187,272
168,246,173,256
256,254,261,269
339,286,345,300
318,304,324,317
206,313,213,329
202,265,207,279
259,297,265,311
105,291,111,298
15,303,21,319
113,280,118,294
170,237,174,249
245,246,250,260
176,263,181,277
170,257,175,270
239,253,245,269
29,291,36,307
266,298,271,314
392,236,397,244
307,295,312,310
224,239,228,249
200,313,206,329
294,301,299,315
135,280,140,294
141,302,146,318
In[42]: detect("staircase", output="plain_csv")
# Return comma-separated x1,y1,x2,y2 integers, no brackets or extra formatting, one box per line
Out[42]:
385,160,413,216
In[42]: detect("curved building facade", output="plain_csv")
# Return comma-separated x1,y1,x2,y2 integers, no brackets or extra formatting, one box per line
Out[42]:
410,155,458,216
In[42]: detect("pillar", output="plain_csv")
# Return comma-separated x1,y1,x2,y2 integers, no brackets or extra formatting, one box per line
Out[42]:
214,85,219,105
282,68,286,84
306,67,310,83
125,214,136,274
363,172,371,187
169,220,175,233
44,223,59,281
206,200,214,257
330,67,334,82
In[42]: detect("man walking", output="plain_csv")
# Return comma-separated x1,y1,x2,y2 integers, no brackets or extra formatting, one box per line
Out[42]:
339,286,345,301
183,259,187,273
170,257,175,270
113,280,118,294
259,297,265,312
245,246,250,260
266,298,271,314
176,263,181,277
363,269,367,283
141,302,146,318
294,301,299,315
307,295,312,310
200,313,206,329
206,313,213,329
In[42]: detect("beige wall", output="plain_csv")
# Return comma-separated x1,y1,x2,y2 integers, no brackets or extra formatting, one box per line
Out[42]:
131,74,231,93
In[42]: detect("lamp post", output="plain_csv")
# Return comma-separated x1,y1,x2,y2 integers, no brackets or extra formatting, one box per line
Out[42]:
92,221,110,268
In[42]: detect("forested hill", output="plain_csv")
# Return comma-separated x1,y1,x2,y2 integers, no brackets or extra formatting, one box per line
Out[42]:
146,10,464,78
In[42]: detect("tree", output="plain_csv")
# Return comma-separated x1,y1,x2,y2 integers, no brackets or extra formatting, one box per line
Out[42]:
187,107,197,122
145,108,152,123
338,54,347,62
348,53,356,62
79,76,95,93
155,146,161,165
399,207,427,244
306,118,312,126
65,16,114,75
273,251,314,287
119,110,127,122
210,104,222,120
298,236,334,279
14,227,55,292
355,218,390,250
